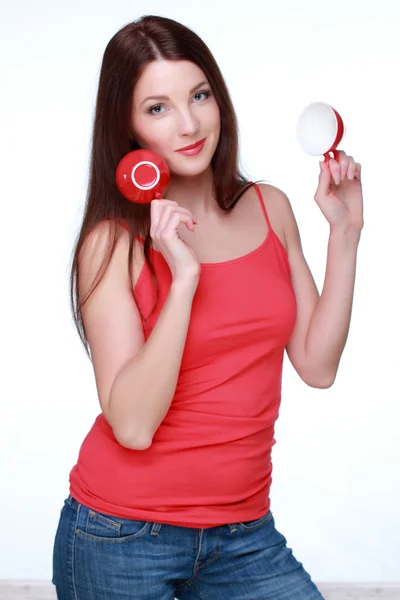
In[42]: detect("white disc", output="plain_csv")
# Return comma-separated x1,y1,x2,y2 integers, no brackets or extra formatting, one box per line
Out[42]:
296,102,338,156
131,161,161,190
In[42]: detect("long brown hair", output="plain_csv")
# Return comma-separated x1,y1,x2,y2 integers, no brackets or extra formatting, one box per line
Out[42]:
70,15,254,358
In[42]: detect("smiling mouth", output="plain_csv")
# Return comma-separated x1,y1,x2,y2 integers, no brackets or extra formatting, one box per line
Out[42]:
175,138,207,152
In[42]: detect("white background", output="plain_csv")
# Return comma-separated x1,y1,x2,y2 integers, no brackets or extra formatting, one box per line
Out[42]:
1,0,399,583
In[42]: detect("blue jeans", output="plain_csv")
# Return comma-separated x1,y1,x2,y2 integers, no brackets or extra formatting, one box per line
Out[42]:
52,495,324,599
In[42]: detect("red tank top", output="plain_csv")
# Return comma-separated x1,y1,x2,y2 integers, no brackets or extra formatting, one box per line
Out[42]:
69,183,297,527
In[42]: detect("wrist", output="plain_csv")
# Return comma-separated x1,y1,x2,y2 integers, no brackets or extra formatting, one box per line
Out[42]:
329,223,362,244
170,276,199,298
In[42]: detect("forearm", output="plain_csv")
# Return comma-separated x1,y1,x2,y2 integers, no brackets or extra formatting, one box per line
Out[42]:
107,279,197,449
305,226,361,384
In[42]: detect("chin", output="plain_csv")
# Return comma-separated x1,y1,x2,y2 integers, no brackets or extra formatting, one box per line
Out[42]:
170,149,216,178
170,161,212,178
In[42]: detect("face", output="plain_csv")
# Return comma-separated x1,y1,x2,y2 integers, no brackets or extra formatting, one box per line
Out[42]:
131,60,221,176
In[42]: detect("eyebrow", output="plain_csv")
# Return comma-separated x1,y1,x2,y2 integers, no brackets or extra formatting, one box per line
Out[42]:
140,80,209,107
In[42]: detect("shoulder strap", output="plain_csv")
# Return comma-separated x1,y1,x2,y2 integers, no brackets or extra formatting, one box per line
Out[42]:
106,216,130,233
252,183,272,230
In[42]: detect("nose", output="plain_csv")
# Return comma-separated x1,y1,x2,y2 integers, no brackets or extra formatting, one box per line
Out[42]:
176,107,200,137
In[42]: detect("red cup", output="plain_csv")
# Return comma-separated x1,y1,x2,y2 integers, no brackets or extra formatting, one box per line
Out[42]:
116,149,170,204
296,102,345,163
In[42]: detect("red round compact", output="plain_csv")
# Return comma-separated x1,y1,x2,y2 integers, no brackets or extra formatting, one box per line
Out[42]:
116,149,170,204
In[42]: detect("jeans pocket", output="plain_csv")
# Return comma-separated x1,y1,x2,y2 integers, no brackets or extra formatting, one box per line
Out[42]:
76,505,151,543
237,509,273,531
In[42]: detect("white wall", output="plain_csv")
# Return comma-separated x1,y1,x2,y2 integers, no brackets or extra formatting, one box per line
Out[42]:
1,0,399,583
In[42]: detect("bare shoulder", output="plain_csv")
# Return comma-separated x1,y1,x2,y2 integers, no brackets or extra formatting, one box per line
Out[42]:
255,183,298,253
78,220,144,296
78,220,126,296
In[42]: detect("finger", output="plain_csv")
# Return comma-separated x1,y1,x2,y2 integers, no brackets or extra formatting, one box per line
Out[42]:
150,198,179,212
156,212,182,240
347,159,356,180
162,206,197,228
316,161,332,198
155,205,175,234
150,200,165,238
157,212,195,240
328,158,341,184
340,157,350,180
151,205,196,237
150,199,181,227
151,201,176,239
354,163,362,179
155,198,197,221
157,201,197,223
154,209,196,239
152,199,179,207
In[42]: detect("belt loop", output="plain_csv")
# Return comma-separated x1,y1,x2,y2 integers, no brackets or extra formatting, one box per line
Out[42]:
229,523,238,533
151,522,162,536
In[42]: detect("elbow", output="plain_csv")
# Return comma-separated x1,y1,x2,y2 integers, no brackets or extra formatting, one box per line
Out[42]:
308,378,334,389
302,369,337,389
113,428,153,450
106,392,153,450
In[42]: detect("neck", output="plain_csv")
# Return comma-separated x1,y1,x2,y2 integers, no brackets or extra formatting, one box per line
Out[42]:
165,166,220,216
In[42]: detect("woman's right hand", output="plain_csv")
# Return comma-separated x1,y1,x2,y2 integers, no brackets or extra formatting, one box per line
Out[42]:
150,199,200,286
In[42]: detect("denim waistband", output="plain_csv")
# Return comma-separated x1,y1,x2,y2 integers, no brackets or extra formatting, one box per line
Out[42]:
65,494,246,533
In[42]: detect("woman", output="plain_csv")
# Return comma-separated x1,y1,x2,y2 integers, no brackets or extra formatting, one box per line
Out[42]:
52,14,363,600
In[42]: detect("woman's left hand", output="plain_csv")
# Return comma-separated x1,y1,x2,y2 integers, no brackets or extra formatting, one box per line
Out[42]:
314,150,363,232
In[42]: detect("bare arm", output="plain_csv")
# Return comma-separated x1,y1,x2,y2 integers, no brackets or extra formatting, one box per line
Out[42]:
284,208,360,387
301,226,360,385
282,153,363,388
80,204,199,450
108,278,197,449
258,183,361,388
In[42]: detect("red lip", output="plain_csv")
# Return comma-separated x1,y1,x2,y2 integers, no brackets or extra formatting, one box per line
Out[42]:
175,138,206,152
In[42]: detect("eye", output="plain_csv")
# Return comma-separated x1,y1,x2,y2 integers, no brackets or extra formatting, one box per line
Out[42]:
148,104,165,115
193,90,212,102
